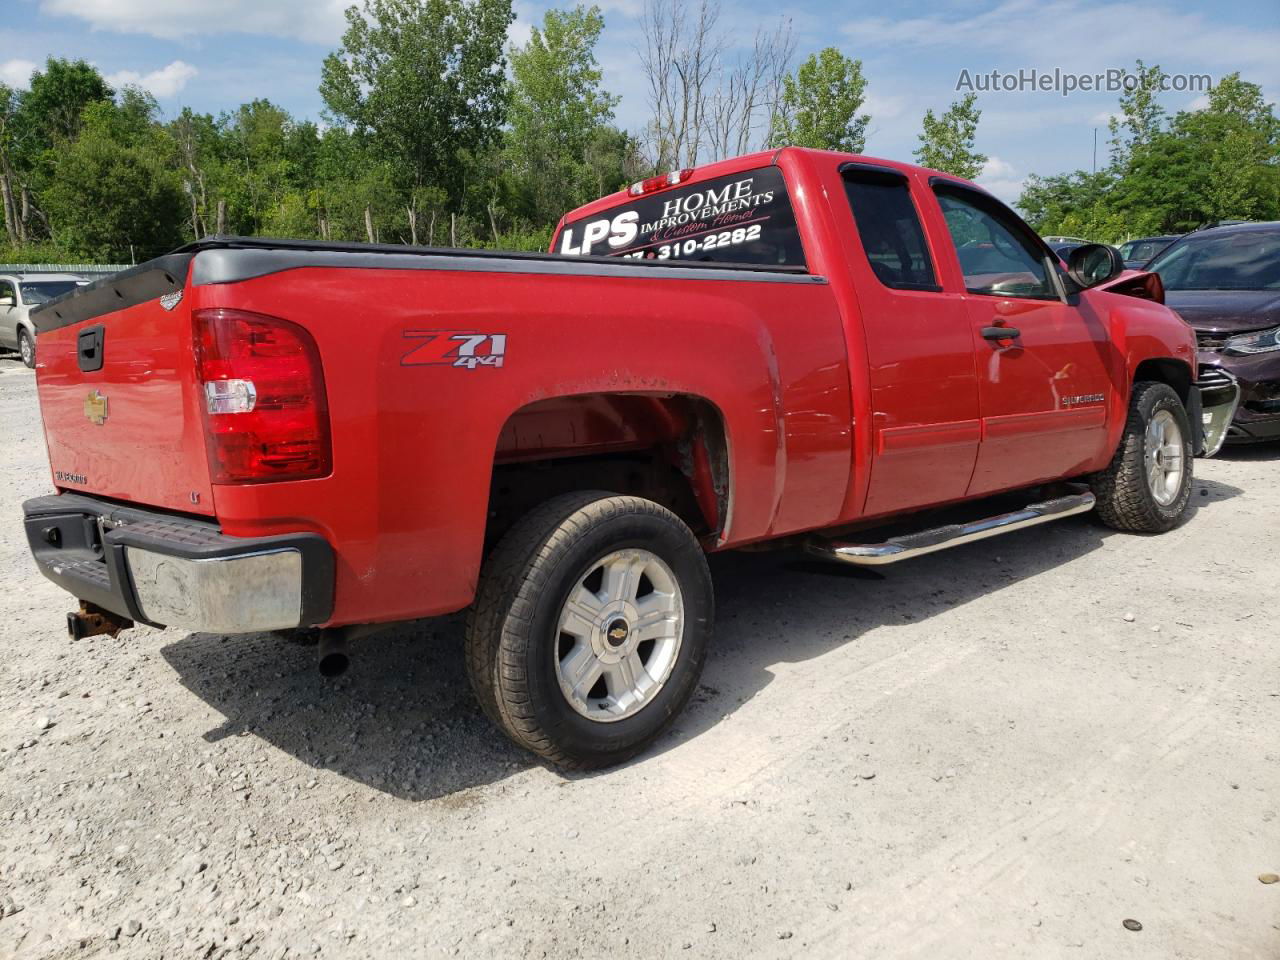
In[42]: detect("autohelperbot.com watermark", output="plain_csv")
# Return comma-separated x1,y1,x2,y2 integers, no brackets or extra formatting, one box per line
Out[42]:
956,68,1213,97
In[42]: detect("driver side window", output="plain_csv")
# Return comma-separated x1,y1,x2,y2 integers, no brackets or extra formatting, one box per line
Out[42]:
935,189,1055,299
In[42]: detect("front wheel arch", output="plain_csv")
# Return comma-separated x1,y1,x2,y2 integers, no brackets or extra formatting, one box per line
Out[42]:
1132,357,1193,407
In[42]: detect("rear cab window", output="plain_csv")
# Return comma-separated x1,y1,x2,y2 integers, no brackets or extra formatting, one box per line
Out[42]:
842,168,940,291
555,166,806,268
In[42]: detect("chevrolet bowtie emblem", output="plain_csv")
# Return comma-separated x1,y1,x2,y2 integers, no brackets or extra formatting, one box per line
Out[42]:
84,390,108,425
608,626,628,641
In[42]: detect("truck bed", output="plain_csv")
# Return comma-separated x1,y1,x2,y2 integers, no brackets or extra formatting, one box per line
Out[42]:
31,234,849,626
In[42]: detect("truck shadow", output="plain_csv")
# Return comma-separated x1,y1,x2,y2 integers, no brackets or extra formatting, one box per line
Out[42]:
160,477,1243,802
161,616,531,802
1217,440,1280,462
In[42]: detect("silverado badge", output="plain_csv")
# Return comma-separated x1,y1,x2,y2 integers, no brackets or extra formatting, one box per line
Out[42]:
84,390,108,425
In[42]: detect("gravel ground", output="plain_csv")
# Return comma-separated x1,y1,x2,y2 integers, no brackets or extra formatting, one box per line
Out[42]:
1,354,1277,959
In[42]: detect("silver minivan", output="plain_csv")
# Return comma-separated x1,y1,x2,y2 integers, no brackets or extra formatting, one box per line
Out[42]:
0,273,88,367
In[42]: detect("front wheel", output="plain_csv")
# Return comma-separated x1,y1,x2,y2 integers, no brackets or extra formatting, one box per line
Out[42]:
465,492,714,769
1090,381,1193,533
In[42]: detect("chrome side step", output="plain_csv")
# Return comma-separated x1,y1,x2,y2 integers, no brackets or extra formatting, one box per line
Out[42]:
806,484,1096,566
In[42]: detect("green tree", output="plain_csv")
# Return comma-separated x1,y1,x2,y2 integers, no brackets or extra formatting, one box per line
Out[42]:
0,82,22,245
320,0,514,227
506,5,621,224
12,58,114,160
1020,65,1280,240
1,59,115,249
1107,60,1167,168
1174,74,1280,222
215,99,305,235
914,93,987,180
41,97,185,261
768,48,870,153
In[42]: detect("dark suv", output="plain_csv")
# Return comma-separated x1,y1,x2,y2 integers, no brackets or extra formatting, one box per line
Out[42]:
1119,235,1180,269
1147,222,1280,442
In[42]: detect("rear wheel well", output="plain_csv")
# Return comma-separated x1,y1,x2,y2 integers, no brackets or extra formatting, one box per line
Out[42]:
484,394,728,549
1133,358,1192,405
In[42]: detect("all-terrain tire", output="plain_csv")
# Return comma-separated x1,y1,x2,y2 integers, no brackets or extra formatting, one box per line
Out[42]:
464,491,713,769
1090,381,1193,533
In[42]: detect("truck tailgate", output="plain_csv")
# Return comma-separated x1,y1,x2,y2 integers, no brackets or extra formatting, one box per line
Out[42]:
34,263,215,516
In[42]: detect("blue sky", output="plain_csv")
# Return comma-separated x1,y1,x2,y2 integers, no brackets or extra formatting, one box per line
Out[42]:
2,0,1278,205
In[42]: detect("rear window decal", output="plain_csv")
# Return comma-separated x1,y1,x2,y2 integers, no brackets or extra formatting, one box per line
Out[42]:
556,166,805,269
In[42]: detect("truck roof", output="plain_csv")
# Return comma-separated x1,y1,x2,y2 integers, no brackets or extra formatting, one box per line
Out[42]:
557,146,985,227
0,272,86,282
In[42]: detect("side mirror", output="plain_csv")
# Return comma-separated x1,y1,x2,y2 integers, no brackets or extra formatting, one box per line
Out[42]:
1066,243,1125,288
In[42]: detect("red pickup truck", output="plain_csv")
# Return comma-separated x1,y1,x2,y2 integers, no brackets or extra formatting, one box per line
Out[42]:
23,147,1239,769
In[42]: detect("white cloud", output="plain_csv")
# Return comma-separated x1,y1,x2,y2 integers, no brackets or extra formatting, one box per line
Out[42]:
862,92,909,121
0,58,37,88
39,0,350,45
508,0,537,48
981,156,1016,179
106,60,198,98
844,0,1280,91
976,155,1025,203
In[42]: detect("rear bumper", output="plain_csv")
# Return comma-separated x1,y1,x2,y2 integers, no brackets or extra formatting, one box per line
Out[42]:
23,493,334,633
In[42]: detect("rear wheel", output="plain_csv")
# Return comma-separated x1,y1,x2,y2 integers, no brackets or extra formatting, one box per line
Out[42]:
1090,381,1193,533
465,492,713,769
18,328,34,368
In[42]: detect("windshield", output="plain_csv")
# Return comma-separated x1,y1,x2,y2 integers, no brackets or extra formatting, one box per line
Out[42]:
20,281,81,304
1147,230,1280,290
1120,238,1174,263
555,166,806,268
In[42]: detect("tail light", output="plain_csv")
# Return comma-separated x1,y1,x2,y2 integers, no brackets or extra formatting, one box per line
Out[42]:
193,308,331,483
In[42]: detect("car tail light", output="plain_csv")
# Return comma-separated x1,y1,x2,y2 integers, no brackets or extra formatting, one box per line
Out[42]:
628,168,693,196
193,308,331,483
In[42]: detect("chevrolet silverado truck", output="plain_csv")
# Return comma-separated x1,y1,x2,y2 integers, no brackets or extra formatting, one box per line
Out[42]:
22,148,1239,769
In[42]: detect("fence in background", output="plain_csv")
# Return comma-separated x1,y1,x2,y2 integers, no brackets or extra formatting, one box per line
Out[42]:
0,264,131,275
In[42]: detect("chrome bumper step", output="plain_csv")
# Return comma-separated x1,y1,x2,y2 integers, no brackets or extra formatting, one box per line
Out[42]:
806,484,1096,566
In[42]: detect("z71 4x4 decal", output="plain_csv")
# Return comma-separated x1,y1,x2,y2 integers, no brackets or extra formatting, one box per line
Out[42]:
401,331,507,369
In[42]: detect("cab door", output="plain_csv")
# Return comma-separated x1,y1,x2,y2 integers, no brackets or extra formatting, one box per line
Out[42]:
930,185,1112,497
839,165,981,517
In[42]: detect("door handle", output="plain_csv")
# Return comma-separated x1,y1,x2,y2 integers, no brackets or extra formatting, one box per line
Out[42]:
77,325,105,372
981,325,1021,341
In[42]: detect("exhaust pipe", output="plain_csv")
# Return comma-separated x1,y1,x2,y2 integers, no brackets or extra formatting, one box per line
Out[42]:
317,630,350,678
315,623,392,678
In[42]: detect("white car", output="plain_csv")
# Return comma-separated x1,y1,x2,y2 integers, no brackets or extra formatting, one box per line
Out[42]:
0,273,88,367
